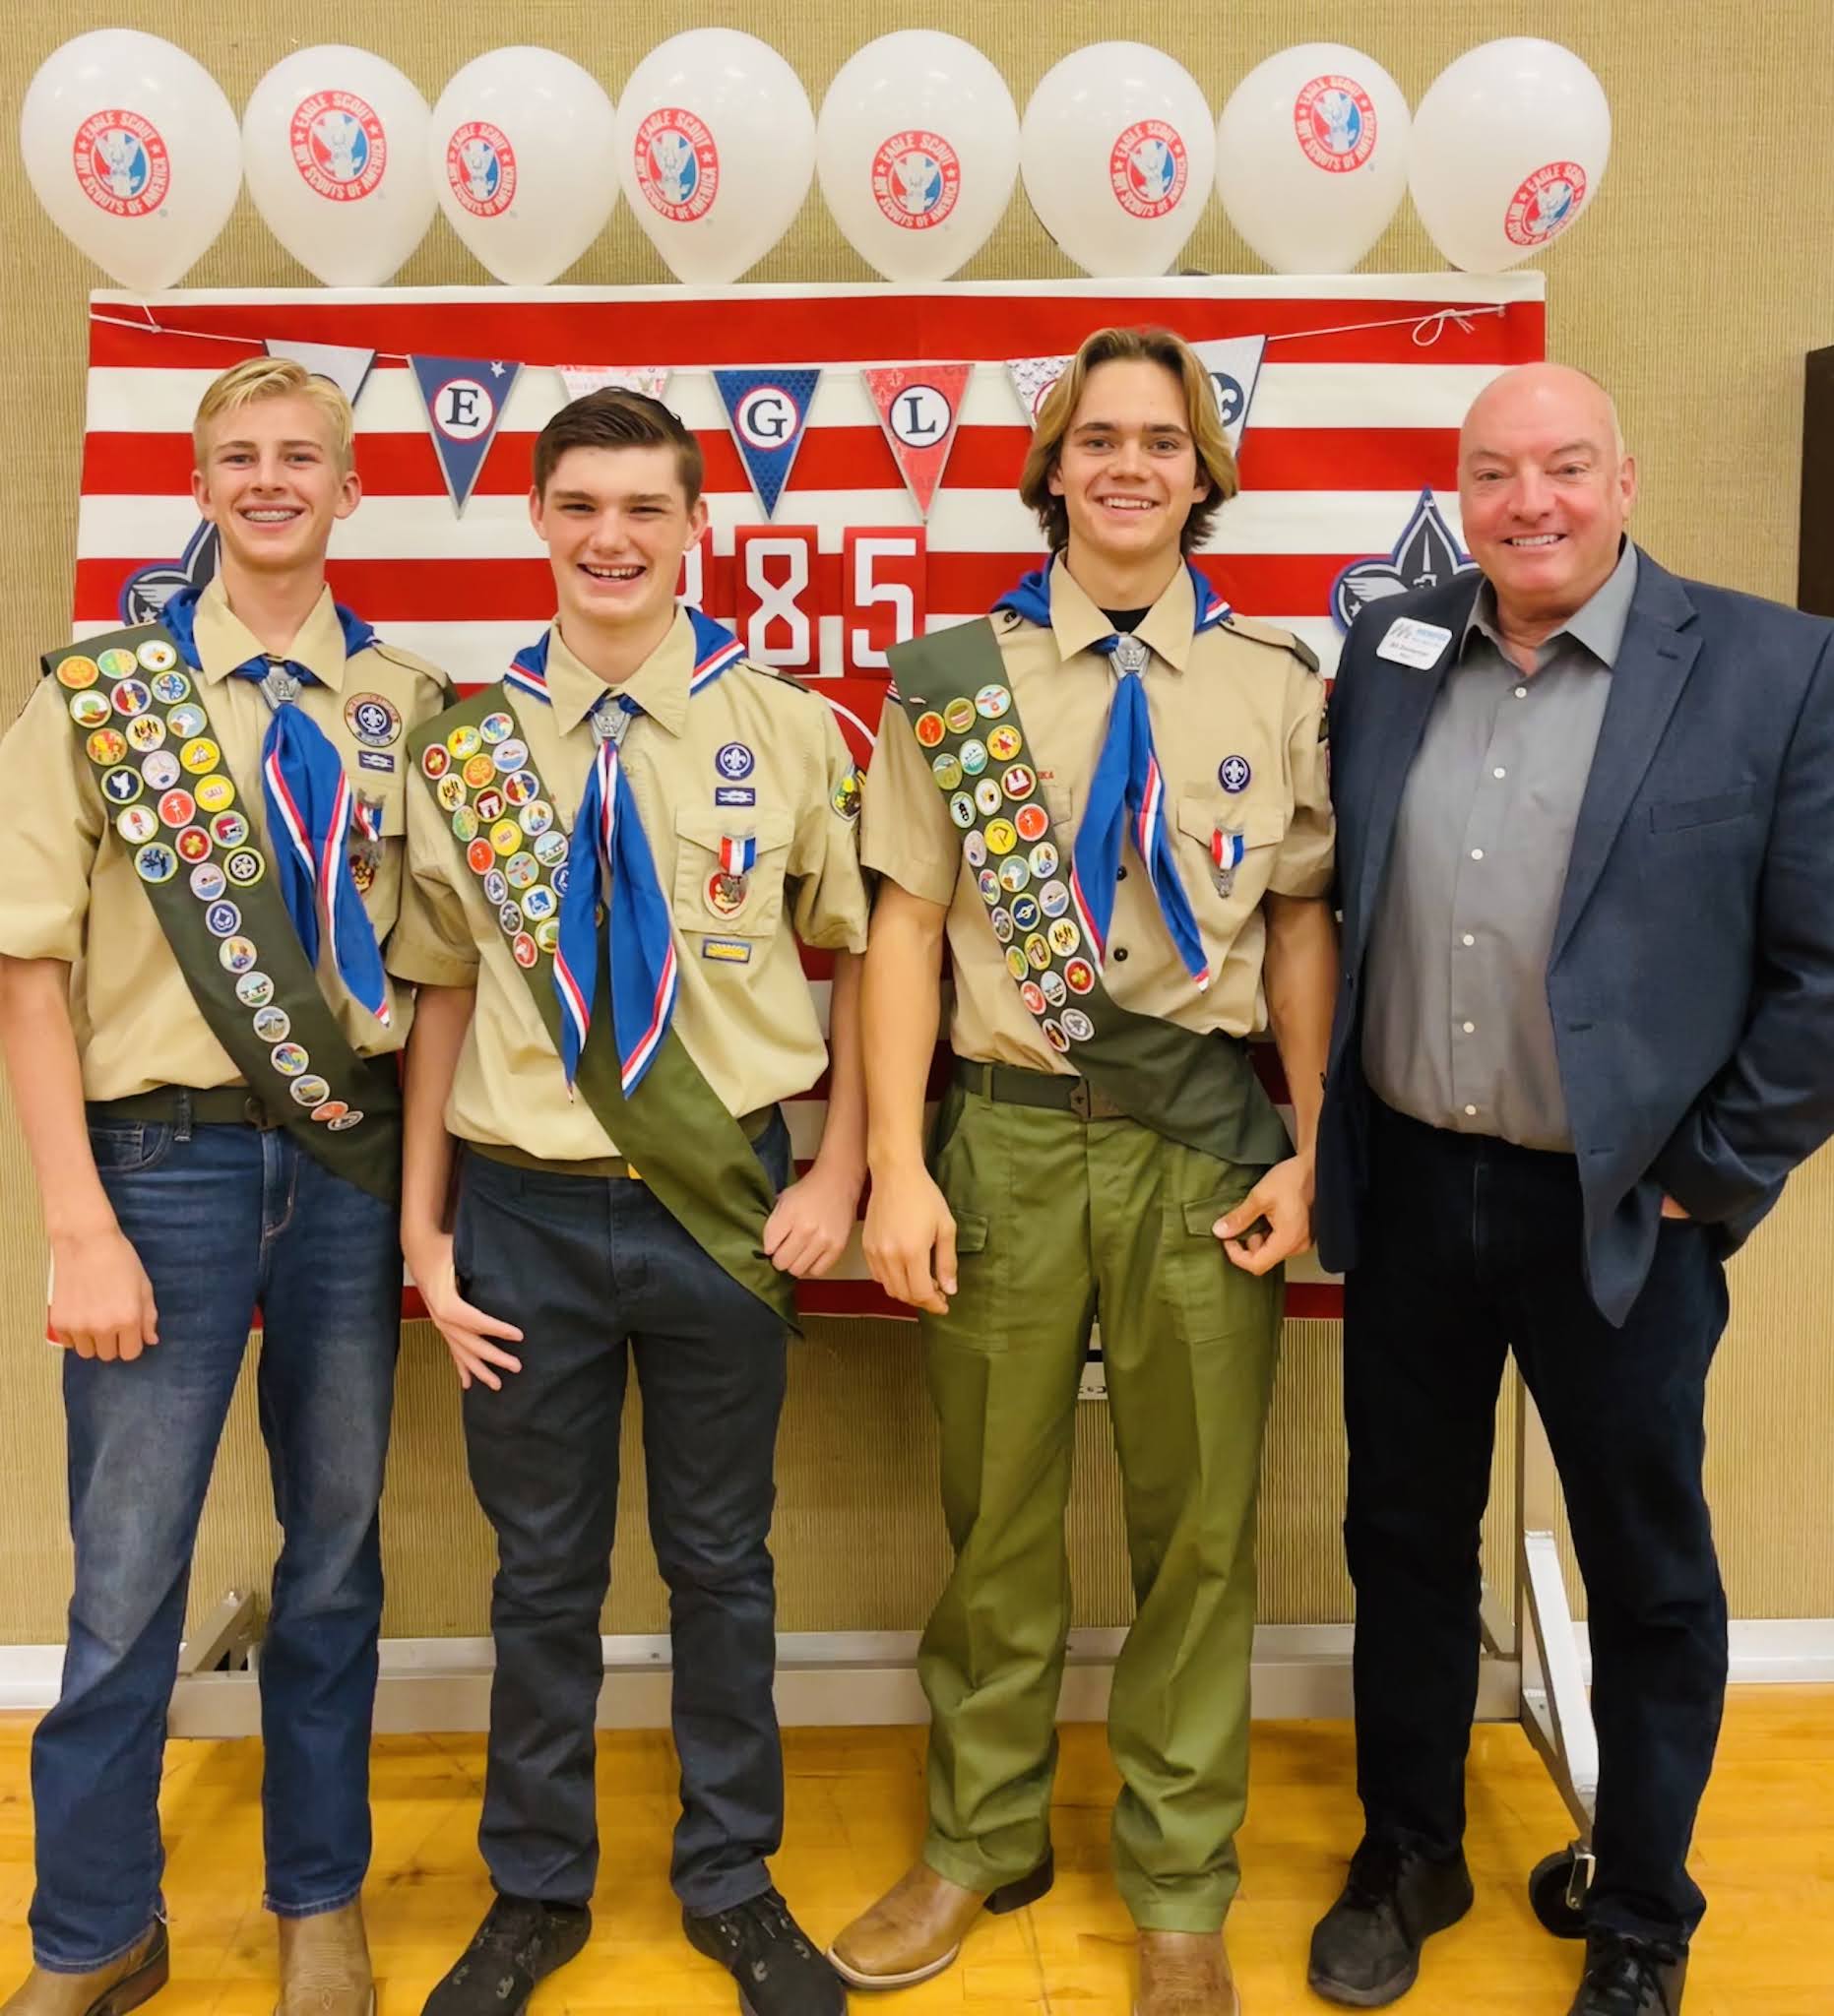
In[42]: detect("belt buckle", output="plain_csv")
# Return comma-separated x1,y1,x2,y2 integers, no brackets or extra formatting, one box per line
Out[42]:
242,1096,282,1132
1068,1078,1093,1122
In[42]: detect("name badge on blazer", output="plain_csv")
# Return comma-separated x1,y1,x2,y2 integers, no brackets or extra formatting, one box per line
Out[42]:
1376,617,1454,669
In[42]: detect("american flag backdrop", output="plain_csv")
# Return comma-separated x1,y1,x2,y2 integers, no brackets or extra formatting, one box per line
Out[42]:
74,276,1547,1333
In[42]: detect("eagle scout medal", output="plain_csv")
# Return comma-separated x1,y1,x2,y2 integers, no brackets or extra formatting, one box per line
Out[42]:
709,832,757,917
1211,824,1245,896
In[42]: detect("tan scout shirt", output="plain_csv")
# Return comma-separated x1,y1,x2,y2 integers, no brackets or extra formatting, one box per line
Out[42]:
861,559,1333,1075
0,579,450,1100
386,612,870,1160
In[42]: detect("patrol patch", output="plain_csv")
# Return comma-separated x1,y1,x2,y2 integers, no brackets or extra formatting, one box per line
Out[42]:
833,767,864,821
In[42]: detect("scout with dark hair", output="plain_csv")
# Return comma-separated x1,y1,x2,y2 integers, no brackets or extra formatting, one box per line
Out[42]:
390,392,869,2016
830,326,1340,2016
0,354,452,2016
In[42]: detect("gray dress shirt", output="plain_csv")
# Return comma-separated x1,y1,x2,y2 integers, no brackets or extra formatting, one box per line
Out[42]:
1361,541,1639,1150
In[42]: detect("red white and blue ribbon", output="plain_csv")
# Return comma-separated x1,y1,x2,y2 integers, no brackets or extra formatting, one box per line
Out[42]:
719,832,758,876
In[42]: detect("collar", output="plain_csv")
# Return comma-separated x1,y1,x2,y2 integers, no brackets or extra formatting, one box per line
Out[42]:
173,577,364,690
542,610,696,738
1462,537,1640,671
1047,558,1202,673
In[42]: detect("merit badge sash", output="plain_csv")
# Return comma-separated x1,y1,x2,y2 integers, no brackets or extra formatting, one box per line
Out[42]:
47,626,403,1204
888,620,1292,1169
411,681,797,1329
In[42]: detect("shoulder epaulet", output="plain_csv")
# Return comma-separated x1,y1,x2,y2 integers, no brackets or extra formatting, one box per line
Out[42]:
1222,610,1320,674
739,660,815,697
367,638,446,679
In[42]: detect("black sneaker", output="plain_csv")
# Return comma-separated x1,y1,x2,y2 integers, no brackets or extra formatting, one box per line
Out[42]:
1567,1929,1687,2015
420,1894,593,2016
1307,1835,1474,2006
683,1889,847,2015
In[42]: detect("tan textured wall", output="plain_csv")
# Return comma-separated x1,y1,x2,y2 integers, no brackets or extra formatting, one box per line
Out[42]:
1,0,1831,1644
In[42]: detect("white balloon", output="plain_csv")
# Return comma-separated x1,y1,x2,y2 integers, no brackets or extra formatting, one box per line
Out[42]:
429,49,617,285
1020,43,1214,278
243,46,435,286
615,31,814,285
1215,44,1409,274
20,30,240,291
1410,39,1611,273
816,32,1017,283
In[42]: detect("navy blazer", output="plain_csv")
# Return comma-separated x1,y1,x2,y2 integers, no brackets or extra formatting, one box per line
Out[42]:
1314,549,1834,1325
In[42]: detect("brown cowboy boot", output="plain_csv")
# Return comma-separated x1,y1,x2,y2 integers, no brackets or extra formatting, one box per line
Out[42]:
1134,1929,1240,2016
275,1902,374,2016
0,1923,168,2016
828,1853,1053,1989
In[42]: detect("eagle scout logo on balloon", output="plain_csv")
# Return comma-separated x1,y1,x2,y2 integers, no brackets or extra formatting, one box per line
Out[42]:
446,120,517,218
1294,76,1377,172
73,110,169,218
1505,161,1587,247
634,107,719,222
1109,120,1187,219
290,92,388,202
870,130,961,230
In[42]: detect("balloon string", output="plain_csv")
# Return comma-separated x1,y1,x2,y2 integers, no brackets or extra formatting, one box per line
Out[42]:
89,306,411,361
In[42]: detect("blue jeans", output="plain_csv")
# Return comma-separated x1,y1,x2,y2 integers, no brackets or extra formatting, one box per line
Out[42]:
30,1114,401,1971
453,1114,791,1915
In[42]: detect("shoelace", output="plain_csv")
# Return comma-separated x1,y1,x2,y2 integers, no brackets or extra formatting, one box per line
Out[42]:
1582,1933,1683,2015
1343,1837,1407,1911
473,1898,550,1962
709,1892,812,1975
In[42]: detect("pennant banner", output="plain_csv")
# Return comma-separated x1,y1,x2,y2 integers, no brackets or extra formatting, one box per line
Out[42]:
1007,352,1070,428
409,355,522,513
555,364,672,404
1191,336,1267,455
265,337,377,407
713,366,820,518
861,362,971,519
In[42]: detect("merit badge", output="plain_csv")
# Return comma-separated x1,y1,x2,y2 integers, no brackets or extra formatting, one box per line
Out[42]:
1048,918,1082,958
942,697,977,735
310,1101,348,1123
974,778,1003,817
479,710,514,744
447,724,482,760
127,716,166,753
211,810,249,848
716,741,755,782
534,918,559,955
931,753,963,791
101,766,141,805
219,937,258,974
194,775,235,814
328,1110,364,1131
421,742,450,780
180,737,220,776
959,738,988,776
949,792,975,829
270,1041,309,1077
997,855,1031,894
1020,980,1046,1016
158,789,196,828
498,900,523,936
175,827,211,864
984,818,1017,855
505,852,538,891
1211,825,1245,896
1040,970,1067,1008
986,725,1023,763
1043,1019,1070,1053
489,818,522,855
142,751,180,790
962,830,987,868
1061,1008,1095,1042
115,805,158,846
1065,958,1096,994
1218,754,1252,794
519,799,553,837
1039,879,1070,918
189,863,225,902
975,683,1012,719
69,691,111,728
235,971,274,1008
990,907,1014,943
290,1076,331,1109
96,648,138,678
474,786,507,823
204,901,241,938
134,842,176,883
167,704,207,739
533,831,568,868
481,867,509,906
1014,804,1049,844
87,728,128,766
512,932,539,969
502,772,539,808
1005,946,1030,982
466,839,495,875
56,656,99,690
452,806,478,844
437,775,468,813
135,639,177,674
252,1007,290,1042
1030,842,1059,879
345,693,402,747
1024,932,1051,971
977,868,1000,906
1010,894,1042,932
491,737,529,774
109,679,151,717
915,712,945,748
521,884,557,922
833,768,863,822
1001,764,1037,801
225,849,265,887
150,670,190,704
464,754,498,789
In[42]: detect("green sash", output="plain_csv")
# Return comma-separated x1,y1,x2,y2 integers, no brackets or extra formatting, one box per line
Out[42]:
409,687,796,1328
47,625,402,1204
889,620,1292,1168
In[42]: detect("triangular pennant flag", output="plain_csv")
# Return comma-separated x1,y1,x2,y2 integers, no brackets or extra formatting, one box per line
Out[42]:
862,364,972,519
713,367,821,518
555,365,673,403
409,355,522,515
264,337,376,407
1190,337,1267,456
1007,353,1070,428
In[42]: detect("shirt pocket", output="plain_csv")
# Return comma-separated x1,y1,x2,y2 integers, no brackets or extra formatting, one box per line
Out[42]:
348,770,408,921
1175,793,1286,913
671,807,795,940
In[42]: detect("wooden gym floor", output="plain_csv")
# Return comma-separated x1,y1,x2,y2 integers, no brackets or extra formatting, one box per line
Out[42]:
0,1691,1826,2013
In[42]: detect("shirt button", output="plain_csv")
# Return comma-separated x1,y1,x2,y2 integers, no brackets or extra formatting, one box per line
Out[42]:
1464,1103,1479,1117
1116,866,1127,881
1462,1021,1476,1034
1492,766,1507,780
1470,848,1485,860
1113,946,1129,962
1514,686,1529,700
1462,933,1475,947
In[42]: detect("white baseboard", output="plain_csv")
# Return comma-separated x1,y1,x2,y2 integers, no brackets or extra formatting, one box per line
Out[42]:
0,1620,1827,1730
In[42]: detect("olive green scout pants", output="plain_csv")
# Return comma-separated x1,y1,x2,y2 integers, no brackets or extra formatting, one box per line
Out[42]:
916,1070,1284,1932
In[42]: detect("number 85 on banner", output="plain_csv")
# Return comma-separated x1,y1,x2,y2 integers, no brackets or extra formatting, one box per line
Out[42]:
676,527,926,679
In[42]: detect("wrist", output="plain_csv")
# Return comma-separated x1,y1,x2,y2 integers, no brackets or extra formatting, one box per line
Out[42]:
46,1203,121,1244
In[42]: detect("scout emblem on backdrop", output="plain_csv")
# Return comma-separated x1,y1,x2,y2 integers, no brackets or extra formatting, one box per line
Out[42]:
1330,486,1478,632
